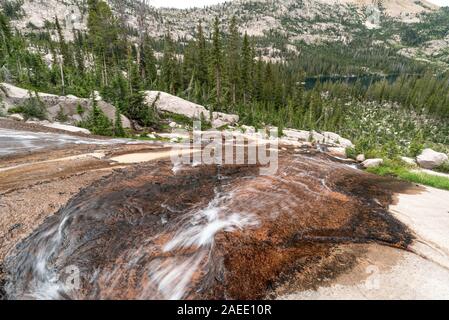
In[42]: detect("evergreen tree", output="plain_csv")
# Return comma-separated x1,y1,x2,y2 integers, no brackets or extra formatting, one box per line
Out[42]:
210,17,223,108
81,97,113,136
54,16,73,68
141,35,157,87
240,32,253,105
227,16,240,107
161,33,176,94
114,105,126,137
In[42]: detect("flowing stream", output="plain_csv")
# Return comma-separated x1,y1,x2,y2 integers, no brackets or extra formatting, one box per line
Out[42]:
3,147,413,300
0,128,128,157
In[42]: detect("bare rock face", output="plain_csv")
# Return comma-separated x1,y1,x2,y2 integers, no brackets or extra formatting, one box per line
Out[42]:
0,83,131,128
417,149,449,169
144,91,239,128
362,158,384,168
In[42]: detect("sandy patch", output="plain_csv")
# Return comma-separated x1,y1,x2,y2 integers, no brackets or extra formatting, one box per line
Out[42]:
279,244,449,300
0,152,106,173
110,149,200,164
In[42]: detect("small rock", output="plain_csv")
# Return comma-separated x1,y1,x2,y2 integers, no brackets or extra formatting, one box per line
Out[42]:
8,113,24,121
417,149,448,169
241,125,256,134
362,158,383,168
147,134,156,139
356,154,366,162
301,142,313,148
92,90,102,101
169,121,177,128
401,156,416,166
327,147,347,158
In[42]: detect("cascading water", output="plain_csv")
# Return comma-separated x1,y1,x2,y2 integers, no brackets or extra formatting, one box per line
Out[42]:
3,150,413,300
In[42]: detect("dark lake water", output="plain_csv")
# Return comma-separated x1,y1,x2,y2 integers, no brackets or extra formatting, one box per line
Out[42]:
305,74,406,89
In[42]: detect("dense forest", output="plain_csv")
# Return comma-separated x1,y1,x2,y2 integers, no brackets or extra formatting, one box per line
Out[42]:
1,0,449,157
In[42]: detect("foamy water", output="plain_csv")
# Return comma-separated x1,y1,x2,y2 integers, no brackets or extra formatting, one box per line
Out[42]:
148,190,259,299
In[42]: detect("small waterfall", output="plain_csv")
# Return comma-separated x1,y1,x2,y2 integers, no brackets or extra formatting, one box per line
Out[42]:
3,152,414,300
148,190,259,300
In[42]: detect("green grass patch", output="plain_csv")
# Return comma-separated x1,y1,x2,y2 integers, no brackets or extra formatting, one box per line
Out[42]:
367,161,449,191
434,162,449,174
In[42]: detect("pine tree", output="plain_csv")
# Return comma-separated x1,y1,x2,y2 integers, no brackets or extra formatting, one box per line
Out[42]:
0,12,12,61
241,32,253,105
227,16,240,107
87,0,120,85
82,97,113,136
161,33,176,94
54,16,73,68
74,29,85,76
114,105,126,137
211,16,223,108
196,22,208,90
141,35,157,87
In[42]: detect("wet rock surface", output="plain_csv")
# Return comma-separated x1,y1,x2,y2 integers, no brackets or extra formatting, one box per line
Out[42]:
2,149,413,300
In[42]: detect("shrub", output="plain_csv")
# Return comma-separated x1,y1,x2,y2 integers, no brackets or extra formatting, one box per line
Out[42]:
1,0,24,20
113,107,126,137
8,92,47,120
55,106,68,122
76,104,85,116
345,146,357,159
408,134,425,157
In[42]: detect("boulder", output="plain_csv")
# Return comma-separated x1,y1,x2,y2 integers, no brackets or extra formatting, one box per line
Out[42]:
8,113,24,121
362,158,384,168
417,149,449,169
211,112,239,128
322,131,354,148
356,154,366,162
144,91,239,128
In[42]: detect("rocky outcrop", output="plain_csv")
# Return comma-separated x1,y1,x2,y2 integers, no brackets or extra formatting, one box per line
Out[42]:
417,149,449,169
282,128,354,149
144,91,239,128
0,83,131,128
